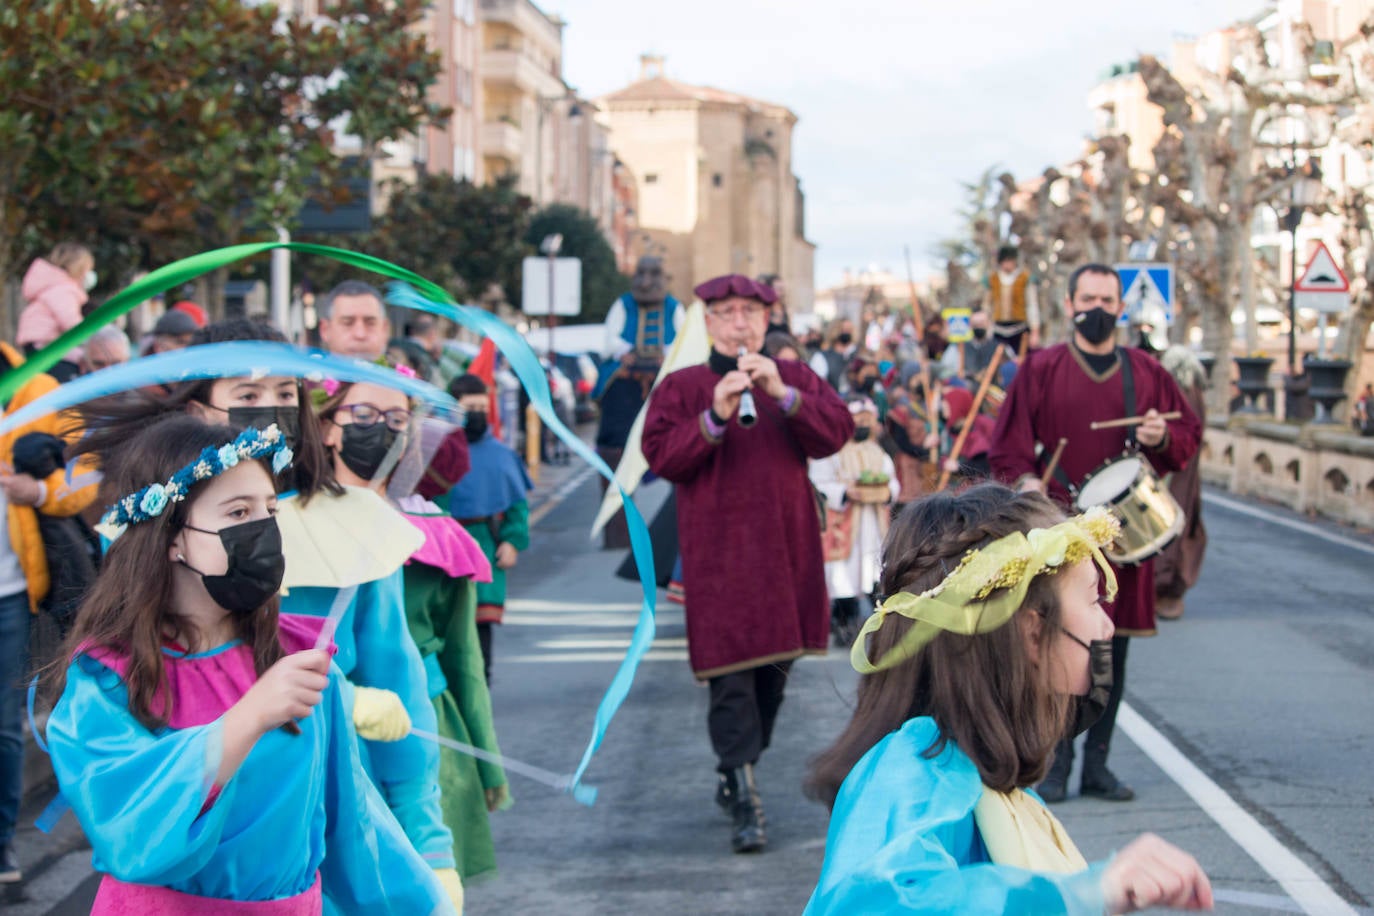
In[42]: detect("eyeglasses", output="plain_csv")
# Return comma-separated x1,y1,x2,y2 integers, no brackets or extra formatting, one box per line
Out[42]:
334,403,412,432
708,303,767,321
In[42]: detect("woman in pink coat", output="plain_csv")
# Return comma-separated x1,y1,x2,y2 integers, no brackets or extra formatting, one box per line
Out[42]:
18,242,95,383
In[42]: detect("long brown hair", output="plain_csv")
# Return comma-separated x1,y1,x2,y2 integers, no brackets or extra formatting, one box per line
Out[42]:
805,484,1072,808
44,415,290,732
67,318,340,506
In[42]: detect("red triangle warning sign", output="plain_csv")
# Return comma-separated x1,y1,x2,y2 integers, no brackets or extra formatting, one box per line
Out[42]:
1295,242,1349,292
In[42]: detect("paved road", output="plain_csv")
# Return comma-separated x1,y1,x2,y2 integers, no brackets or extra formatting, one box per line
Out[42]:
11,469,1373,915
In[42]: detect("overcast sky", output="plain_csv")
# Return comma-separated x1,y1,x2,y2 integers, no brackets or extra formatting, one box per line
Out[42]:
556,0,1266,289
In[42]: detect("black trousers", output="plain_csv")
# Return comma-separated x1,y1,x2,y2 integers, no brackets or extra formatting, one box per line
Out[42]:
993,324,1027,355
1085,635,1130,759
707,662,793,772
1049,634,1130,772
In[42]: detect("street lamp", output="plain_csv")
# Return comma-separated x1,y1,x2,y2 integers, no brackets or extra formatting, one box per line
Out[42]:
540,233,563,359
1282,158,1324,375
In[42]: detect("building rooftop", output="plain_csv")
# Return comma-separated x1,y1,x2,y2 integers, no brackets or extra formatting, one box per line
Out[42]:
598,57,796,120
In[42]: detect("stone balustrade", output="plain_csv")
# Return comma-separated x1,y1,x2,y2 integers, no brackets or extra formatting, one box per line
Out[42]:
1201,417,1374,527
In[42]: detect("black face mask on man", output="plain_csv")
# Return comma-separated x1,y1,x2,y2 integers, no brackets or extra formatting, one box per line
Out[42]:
338,421,399,481
464,409,488,443
836,332,854,347
853,427,872,443
1060,627,1114,736
178,517,285,615
1074,308,1118,346
226,406,301,452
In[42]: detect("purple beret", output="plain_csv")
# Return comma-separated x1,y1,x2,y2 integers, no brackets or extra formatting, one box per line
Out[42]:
694,274,778,306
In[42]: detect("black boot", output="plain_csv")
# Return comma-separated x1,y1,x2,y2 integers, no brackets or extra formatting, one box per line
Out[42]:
728,764,766,853
1037,738,1073,803
715,769,737,817
1081,741,1135,801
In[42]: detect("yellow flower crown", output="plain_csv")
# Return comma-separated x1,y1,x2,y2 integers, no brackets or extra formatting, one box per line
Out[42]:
851,507,1121,674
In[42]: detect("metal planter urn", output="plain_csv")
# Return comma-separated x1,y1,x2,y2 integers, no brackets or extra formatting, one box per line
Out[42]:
1304,358,1353,424
1233,355,1274,415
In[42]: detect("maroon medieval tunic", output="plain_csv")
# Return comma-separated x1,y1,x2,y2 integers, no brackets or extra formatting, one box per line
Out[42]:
642,359,853,679
988,344,1201,635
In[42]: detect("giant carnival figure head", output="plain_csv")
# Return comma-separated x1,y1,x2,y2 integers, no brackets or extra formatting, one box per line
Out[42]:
630,256,669,305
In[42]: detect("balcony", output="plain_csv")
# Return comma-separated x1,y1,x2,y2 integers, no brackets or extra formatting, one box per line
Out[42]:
482,46,563,96
481,120,523,164
480,0,562,51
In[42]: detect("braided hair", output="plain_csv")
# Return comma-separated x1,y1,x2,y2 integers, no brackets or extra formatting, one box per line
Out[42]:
805,484,1073,807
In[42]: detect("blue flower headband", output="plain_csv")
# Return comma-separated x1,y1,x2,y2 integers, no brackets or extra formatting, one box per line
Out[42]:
95,425,293,541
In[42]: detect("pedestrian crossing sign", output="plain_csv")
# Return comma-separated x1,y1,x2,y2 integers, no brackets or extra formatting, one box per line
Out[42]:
1114,263,1173,327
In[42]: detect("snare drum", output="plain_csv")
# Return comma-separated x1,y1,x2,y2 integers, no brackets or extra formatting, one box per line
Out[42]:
1074,454,1184,565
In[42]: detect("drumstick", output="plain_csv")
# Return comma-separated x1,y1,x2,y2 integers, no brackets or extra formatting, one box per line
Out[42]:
1089,411,1182,431
938,346,1005,490
1039,437,1068,488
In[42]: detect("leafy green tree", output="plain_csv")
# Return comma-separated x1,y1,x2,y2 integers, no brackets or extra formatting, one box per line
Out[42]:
1,0,447,320
523,204,630,324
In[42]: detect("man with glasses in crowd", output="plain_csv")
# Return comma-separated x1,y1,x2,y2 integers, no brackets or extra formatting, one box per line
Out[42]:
642,274,852,855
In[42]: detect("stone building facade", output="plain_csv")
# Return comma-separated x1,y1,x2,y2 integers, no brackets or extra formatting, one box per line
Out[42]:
596,56,815,308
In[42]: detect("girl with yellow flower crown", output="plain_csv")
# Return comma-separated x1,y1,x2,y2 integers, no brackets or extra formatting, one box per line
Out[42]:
803,483,1213,914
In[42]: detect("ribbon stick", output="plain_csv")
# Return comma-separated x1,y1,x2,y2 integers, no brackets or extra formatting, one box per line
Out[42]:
0,241,659,802
314,585,358,652
0,242,449,404
412,729,597,806
0,241,656,806
385,282,658,800
0,341,461,437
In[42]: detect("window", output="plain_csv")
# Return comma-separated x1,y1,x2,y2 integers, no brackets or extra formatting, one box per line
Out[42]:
645,173,659,184
712,173,723,188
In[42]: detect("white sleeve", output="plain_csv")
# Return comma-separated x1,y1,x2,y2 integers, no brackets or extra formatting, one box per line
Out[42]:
809,351,830,378
884,454,901,501
810,455,848,510
604,299,630,360
1025,282,1040,329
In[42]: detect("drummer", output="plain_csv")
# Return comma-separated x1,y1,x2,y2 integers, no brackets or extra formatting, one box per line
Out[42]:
988,262,1200,804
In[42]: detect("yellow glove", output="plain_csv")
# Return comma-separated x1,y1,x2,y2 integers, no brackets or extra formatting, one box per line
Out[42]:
434,867,464,915
352,686,411,742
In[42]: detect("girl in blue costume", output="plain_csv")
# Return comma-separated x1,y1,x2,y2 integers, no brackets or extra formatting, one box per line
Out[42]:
71,321,464,911
281,368,464,907
41,415,453,914
803,484,1214,915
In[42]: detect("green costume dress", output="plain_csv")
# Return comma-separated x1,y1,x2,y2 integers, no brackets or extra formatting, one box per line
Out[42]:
400,505,509,880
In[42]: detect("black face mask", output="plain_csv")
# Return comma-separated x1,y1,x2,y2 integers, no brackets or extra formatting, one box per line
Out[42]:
338,421,399,481
836,332,854,347
464,409,488,443
857,377,877,395
972,327,988,341
1061,628,1114,737
853,427,872,443
179,517,285,616
225,406,301,452
1074,307,1118,346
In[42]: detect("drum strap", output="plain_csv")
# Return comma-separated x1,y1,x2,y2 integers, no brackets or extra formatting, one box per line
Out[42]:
1044,349,1136,495
1119,349,1138,447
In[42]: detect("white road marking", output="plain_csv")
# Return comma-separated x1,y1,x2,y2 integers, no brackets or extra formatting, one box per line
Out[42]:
527,464,599,525
536,637,687,650
1118,703,1358,916
1202,491,1374,557
503,650,689,664
1212,888,1307,913
505,614,683,628
507,599,646,612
